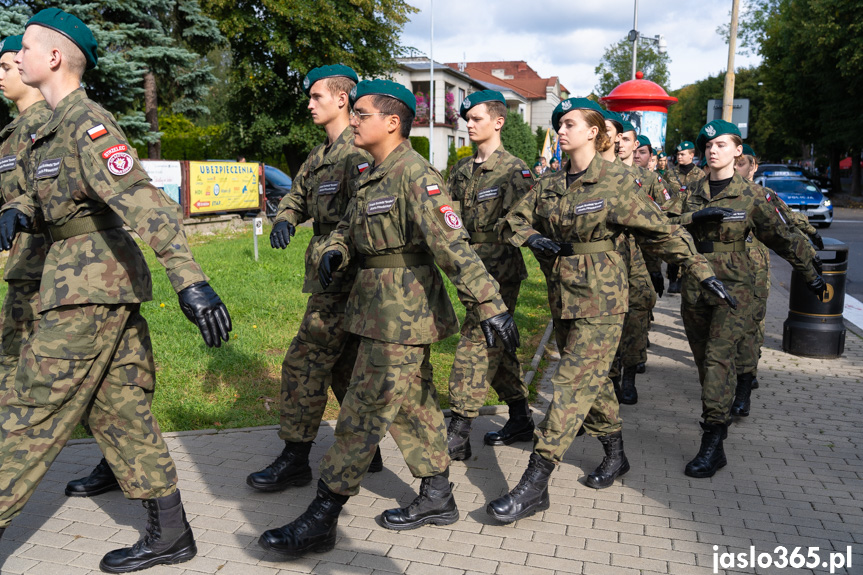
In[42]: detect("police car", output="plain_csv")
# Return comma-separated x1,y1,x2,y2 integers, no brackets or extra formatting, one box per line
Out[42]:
755,169,833,228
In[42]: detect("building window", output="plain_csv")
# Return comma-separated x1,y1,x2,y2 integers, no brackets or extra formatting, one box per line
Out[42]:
458,137,466,148
448,136,455,150
458,88,466,105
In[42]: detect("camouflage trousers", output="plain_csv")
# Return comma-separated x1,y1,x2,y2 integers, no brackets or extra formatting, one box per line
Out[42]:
320,338,448,496
0,280,41,387
0,303,177,528
609,276,657,379
681,287,752,426
448,282,525,417
737,246,770,377
535,314,624,461
280,292,358,442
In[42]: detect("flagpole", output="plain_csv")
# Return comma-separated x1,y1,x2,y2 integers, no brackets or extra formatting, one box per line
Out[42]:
429,0,435,166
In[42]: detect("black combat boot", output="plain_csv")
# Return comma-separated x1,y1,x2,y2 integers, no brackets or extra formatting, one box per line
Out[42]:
585,431,630,489
635,361,646,374
667,265,681,294
368,446,384,473
378,471,459,530
484,398,535,446
731,373,755,417
0,527,5,540
65,458,121,498
684,422,728,478
259,480,349,556
100,490,196,573
446,412,473,461
751,377,759,390
247,441,313,492
620,367,638,405
486,452,556,524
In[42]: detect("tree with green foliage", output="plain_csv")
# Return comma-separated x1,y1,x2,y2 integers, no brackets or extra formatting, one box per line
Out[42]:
202,0,417,176
501,110,535,166
594,37,671,97
535,126,545,157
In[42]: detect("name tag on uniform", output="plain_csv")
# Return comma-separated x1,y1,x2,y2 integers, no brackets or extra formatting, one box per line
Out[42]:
367,196,396,215
318,181,340,195
723,210,747,222
36,158,62,179
575,199,605,215
477,186,499,202
0,155,16,173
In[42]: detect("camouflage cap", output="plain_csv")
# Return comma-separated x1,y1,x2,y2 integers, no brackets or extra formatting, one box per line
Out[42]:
459,89,506,120
0,35,23,58
676,140,695,152
620,120,637,135
741,143,756,157
303,64,358,95
27,8,98,70
636,134,652,149
552,97,603,132
349,79,416,114
696,119,741,152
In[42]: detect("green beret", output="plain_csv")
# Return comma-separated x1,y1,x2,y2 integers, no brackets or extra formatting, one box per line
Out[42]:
601,109,624,131
459,90,506,120
698,156,708,167
676,140,695,152
658,151,667,159
0,35,23,58
696,119,740,152
552,97,603,132
741,144,756,157
349,79,416,115
302,64,358,96
27,8,98,70
620,120,637,135
636,135,652,149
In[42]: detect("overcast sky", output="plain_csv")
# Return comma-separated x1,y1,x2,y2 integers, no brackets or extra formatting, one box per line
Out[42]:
400,0,762,96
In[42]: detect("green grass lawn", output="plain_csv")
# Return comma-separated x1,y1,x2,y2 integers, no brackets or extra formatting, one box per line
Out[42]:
0,224,552,435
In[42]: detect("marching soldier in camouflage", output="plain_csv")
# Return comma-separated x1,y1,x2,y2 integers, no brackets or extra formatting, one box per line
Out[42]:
257,79,519,557
0,11,231,572
248,65,383,493
673,120,824,480
487,99,731,525
730,145,821,417
663,140,706,292
0,35,50,382
446,90,535,461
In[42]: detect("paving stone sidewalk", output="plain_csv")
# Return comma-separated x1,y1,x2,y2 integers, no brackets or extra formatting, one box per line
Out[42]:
1,271,861,575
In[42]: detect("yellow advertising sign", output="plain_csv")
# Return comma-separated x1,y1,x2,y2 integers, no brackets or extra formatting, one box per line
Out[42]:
188,162,260,214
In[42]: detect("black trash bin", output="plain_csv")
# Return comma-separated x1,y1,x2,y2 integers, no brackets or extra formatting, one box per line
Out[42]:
782,237,847,358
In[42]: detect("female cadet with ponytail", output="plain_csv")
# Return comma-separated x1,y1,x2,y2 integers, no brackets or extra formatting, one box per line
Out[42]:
486,98,734,524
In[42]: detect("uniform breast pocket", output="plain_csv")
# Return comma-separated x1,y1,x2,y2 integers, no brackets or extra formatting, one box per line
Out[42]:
471,186,502,225
536,194,562,235
571,198,608,240
35,156,79,220
361,195,405,251
315,179,344,221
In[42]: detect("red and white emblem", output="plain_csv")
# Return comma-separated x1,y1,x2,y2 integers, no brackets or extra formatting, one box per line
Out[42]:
443,209,462,229
87,124,108,140
107,152,133,176
102,144,128,159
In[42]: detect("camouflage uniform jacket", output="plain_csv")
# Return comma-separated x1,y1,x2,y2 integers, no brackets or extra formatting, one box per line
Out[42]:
616,159,671,274
448,145,533,285
3,89,205,312
275,126,371,294
316,140,507,345
0,100,51,281
663,163,705,214
673,173,818,302
746,183,817,259
501,153,714,320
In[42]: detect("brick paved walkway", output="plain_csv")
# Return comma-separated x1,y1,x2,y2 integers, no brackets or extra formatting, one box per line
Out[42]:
1,272,860,575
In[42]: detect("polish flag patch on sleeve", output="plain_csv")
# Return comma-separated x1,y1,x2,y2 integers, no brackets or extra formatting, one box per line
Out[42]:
663,189,671,201
521,169,531,178
87,124,108,140
426,184,441,196
357,162,369,174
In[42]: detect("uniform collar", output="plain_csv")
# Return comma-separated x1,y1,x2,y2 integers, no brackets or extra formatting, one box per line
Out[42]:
0,100,50,140
360,139,413,185
563,152,604,187
319,125,354,167
36,88,88,141
693,171,746,202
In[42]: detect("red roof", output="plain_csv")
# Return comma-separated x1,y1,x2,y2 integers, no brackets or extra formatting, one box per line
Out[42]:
445,61,559,100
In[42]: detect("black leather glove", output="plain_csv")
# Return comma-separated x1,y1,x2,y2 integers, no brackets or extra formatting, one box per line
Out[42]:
318,250,343,289
480,312,520,354
524,233,561,256
807,275,827,301
809,232,824,251
270,221,296,249
649,271,664,298
700,276,737,309
813,254,823,276
0,208,31,251
178,282,232,348
691,207,735,224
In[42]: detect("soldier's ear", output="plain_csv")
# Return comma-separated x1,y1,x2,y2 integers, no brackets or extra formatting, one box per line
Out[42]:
387,113,400,136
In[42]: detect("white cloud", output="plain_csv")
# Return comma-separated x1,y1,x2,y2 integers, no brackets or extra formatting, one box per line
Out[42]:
401,0,761,96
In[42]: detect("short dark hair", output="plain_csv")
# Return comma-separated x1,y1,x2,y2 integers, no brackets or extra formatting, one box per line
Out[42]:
370,95,414,138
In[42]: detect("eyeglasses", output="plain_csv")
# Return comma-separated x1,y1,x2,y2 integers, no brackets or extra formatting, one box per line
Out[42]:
350,110,388,122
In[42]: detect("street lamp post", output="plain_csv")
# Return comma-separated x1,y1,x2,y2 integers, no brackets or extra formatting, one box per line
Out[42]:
629,0,667,80
429,0,434,165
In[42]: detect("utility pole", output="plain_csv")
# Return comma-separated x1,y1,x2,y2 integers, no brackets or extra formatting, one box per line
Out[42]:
722,0,741,122
631,0,639,80
429,0,435,166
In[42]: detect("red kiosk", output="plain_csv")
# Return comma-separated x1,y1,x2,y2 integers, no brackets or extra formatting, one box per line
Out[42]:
601,71,677,152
